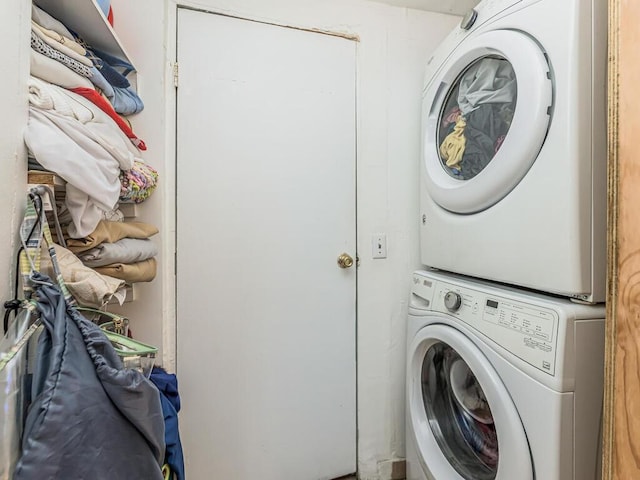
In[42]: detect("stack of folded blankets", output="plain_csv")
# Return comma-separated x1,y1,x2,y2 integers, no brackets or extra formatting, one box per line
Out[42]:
31,4,144,116
26,3,161,307
67,221,159,284
44,220,159,308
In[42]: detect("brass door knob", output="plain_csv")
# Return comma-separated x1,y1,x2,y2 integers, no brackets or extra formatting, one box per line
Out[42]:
337,253,354,269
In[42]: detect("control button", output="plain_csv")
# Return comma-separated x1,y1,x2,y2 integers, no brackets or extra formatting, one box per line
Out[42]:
534,332,550,341
444,291,462,312
460,9,478,30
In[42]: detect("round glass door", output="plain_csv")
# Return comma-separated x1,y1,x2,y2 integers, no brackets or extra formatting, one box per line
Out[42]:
422,30,552,214
437,56,516,181
408,323,533,480
422,341,498,479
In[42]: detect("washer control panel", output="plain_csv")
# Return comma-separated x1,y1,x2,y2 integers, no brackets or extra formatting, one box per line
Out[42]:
414,275,560,376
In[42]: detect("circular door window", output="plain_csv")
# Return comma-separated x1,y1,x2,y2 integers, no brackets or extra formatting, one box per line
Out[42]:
422,342,498,479
408,323,533,480
422,30,552,214
437,56,516,181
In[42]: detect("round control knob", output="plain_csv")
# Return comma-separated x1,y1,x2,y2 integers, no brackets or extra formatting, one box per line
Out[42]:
444,291,462,312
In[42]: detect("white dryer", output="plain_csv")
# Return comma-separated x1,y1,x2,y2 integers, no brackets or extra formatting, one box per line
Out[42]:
419,0,607,303
406,270,605,480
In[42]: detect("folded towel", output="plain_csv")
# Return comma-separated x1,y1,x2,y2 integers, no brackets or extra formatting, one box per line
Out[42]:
66,221,159,253
79,238,158,268
95,258,157,283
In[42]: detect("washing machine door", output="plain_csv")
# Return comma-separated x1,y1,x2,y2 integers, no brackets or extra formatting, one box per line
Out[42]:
408,322,533,480
422,29,552,214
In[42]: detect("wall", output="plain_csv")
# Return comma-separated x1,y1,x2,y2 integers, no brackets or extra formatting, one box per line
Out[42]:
105,0,173,359
0,0,30,306
110,0,458,478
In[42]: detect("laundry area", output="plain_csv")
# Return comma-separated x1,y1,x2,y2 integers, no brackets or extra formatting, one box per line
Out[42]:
0,0,636,479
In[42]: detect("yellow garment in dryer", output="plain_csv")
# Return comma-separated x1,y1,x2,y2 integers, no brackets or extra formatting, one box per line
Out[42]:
439,116,467,169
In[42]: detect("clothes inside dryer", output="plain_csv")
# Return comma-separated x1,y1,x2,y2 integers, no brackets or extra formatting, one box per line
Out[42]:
421,341,499,480
437,56,517,180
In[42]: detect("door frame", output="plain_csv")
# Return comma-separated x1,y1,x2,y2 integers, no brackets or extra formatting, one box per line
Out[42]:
603,0,640,478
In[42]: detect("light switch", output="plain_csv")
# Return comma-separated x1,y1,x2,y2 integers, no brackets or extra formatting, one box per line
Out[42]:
372,234,387,259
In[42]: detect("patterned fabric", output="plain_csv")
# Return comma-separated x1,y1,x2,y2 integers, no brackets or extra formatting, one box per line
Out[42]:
120,161,159,203
31,19,86,56
30,49,94,90
31,22,92,67
31,32,92,78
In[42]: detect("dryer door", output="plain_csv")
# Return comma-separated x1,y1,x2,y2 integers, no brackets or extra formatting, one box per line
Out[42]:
408,322,533,480
422,29,552,214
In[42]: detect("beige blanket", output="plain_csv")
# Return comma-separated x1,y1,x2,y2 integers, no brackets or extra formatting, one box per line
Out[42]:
95,258,157,283
41,244,125,308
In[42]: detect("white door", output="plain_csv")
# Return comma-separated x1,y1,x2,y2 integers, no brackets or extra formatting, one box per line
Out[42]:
422,30,552,213
407,323,533,480
176,8,356,480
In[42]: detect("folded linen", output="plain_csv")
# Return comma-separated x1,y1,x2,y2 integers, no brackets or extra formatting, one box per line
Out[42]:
31,22,92,66
87,65,144,115
31,19,86,56
31,32,93,78
66,221,159,253
79,238,158,268
70,32,145,115
25,77,140,237
95,258,157,283
31,49,93,90
110,85,144,115
31,5,75,43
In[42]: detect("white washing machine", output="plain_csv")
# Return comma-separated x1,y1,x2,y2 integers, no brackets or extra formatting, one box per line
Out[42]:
406,270,605,480
419,0,607,303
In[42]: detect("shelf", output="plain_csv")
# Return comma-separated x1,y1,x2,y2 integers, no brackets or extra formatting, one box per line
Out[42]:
108,284,136,305
33,0,136,74
28,171,139,220
119,203,138,219
27,170,65,188
28,170,65,211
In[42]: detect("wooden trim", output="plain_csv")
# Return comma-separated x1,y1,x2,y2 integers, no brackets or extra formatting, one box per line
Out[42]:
604,0,640,478
603,0,618,475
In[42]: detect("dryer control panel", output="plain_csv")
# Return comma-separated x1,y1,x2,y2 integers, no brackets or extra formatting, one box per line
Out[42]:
412,274,560,376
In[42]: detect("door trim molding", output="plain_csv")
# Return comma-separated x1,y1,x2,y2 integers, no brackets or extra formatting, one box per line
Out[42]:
176,4,360,42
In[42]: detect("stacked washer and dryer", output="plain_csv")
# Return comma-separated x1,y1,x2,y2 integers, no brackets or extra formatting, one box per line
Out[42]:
406,1,607,479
